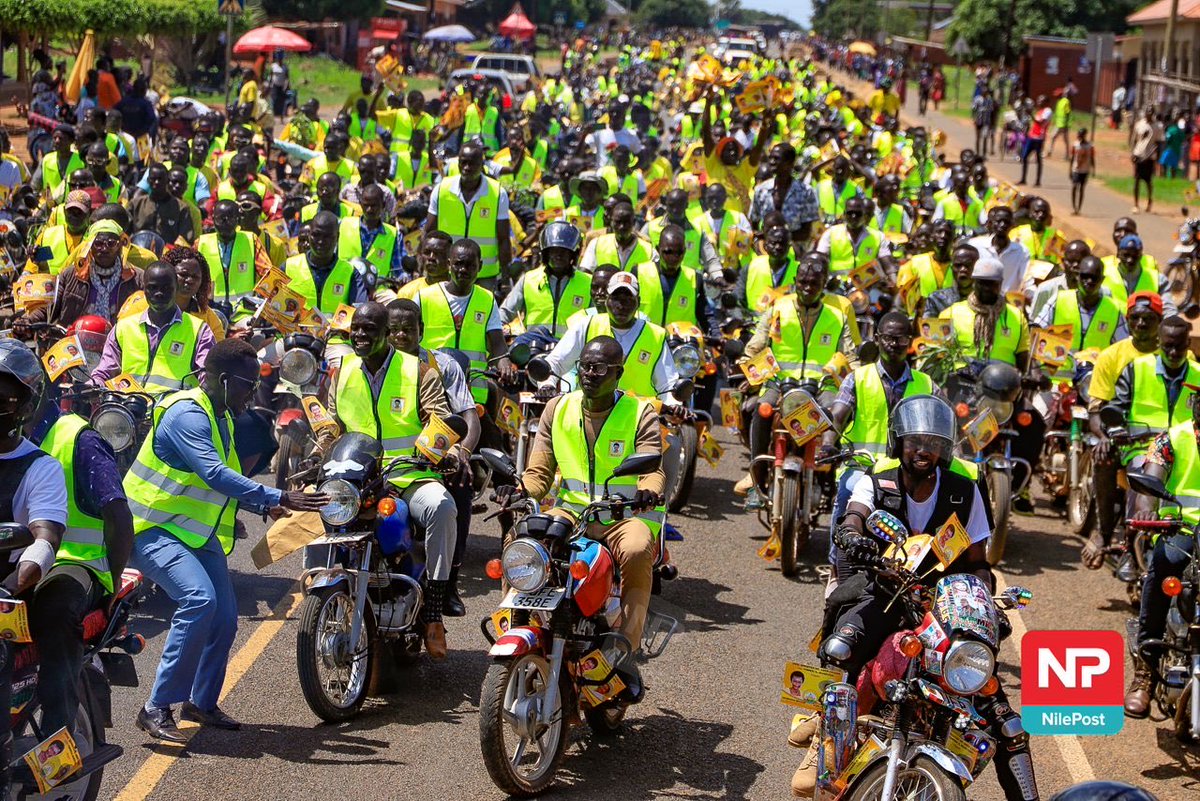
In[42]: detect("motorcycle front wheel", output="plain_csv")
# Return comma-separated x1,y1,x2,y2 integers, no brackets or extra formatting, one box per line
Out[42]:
986,469,1012,566
667,424,699,513
1068,446,1096,537
479,654,567,797
275,424,307,491
848,755,967,801
779,473,802,577
296,586,373,722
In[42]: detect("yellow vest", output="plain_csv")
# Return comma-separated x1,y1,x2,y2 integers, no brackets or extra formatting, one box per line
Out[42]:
772,299,846,380
283,254,356,315
435,176,503,278
636,262,698,328
584,315,665,398
943,301,1025,365
43,414,113,591
522,267,590,337
418,284,494,402
114,313,204,393
196,231,257,309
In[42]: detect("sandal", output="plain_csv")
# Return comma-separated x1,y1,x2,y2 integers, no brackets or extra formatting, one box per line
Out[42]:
1081,534,1108,570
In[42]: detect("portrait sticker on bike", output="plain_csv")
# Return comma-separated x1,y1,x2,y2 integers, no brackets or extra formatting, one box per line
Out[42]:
1021,630,1124,736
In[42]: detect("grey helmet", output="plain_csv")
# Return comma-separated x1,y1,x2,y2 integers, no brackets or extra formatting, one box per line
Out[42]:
539,220,583,257
888,394,957,464
0,339,46,422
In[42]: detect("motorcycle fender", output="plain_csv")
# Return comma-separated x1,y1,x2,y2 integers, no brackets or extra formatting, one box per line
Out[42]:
306,569,352,594
782,454,805,475
986,455,1012,472
488,626,549,659
82,661,113,729
276,408,306,431
908,743,974,786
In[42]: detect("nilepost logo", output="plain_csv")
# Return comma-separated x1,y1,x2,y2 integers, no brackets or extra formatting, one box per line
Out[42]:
1021,630,1124,736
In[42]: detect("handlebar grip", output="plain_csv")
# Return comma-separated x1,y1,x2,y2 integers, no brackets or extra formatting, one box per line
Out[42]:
1126,519,1179,530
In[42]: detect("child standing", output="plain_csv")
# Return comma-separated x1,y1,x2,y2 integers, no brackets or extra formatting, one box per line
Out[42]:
1069,128,1095,215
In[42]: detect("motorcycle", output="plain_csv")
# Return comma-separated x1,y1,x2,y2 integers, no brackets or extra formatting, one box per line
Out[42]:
258,331,328,490
1125,470,1200,744
0,523,145,800
1170,218,1200,319
808,510,1032,800
1034,358,1097,535
294,423,463,722
88,390,156,476
662,322,713,512
476,448,678,797
1098,405,1161,608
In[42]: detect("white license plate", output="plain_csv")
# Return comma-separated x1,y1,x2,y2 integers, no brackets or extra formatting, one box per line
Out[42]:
501,586,565,611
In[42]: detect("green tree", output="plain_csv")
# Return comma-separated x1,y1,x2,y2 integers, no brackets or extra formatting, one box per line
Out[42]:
948,0,1141,62
811,0,881,40
635,0,711,29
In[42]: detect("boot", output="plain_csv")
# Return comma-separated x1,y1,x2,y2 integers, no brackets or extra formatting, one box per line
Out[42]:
1124,660,1152,718
444,566,466,617
734,472,754,497
791,737,831,798
788,712,820,748
424,622,448,661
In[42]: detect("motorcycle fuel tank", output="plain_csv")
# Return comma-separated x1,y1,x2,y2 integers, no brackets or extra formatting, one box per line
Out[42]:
568,538,616,618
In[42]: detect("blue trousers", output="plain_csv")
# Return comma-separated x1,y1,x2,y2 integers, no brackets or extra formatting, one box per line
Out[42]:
133,529,237,711
1137,533,1196,655
829,468,865,584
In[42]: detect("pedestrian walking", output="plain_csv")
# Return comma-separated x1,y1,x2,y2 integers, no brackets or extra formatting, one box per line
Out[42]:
1131,107,1164,213
1111,85,1127,129
1019,95,1051,186
1161,114,1185,179
972,87,997,157
268,49,290,132
1069,128,1094,215
931,66,945,111
1049,89,1071,158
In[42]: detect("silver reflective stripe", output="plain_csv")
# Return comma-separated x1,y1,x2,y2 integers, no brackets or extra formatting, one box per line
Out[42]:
560,478,589,493
381,435,418,451
128,461,230,507
64,526,105,546
127,500,216,539
857,442,887,455
471,236,499,246
144,374,188,391
1174,496,1200,508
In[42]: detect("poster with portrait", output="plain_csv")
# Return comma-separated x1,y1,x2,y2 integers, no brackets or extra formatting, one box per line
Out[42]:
329,304,355,334
302,396,338,439
104,373,145,393
414,415,461,463
780,662,847,710
1031,324,1073,369
578,648,627,706
496,396,524,437
781,395,831,447
697,427,723,467
932,513,972,568
741,348,780,387
719,388,743,432
0,598,31,642
23,727,82,795
13,272,54,312
41,335,86,382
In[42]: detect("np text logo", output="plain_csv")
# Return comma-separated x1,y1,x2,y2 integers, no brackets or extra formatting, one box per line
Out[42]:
1022,630,1124,736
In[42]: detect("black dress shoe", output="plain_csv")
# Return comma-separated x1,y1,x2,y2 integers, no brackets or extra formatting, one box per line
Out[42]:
136,706,189,743
180,702,242,730
444,567,466,617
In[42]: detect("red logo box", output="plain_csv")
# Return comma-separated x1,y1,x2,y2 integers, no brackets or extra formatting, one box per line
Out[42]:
1021,630,1124,707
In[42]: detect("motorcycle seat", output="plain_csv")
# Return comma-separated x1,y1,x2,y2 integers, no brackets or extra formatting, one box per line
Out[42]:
82,569,144,645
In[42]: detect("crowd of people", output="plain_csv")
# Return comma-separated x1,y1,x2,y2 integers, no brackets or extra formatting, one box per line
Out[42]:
0,28,1187,799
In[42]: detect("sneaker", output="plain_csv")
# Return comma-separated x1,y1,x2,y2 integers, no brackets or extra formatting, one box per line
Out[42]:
734,473,754,497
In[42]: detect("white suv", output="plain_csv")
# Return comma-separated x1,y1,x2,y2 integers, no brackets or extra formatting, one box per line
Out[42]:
469,53,541,93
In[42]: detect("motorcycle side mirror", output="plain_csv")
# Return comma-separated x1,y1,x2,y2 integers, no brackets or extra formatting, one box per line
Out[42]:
526,356,553,383
507,342,533,367
724,338,745,360
996,585,1033,610
857,340,880,364
0,523,33,554
671,379,694,402
443,414,469,440
1126,471,1178,504
610,452,661,479
480,448,518,483
1098,404,1125,430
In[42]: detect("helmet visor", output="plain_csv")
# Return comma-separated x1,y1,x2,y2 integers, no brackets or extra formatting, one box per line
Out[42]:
892,395,957,444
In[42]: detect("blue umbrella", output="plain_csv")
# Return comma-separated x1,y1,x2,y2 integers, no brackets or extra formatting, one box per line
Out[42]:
424,24,476,43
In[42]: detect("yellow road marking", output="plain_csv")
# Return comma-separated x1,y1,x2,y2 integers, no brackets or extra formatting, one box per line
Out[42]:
113,586,303,801
995,573,1097,785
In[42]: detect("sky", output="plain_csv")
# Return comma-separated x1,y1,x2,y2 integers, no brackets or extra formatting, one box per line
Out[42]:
738,0,813,27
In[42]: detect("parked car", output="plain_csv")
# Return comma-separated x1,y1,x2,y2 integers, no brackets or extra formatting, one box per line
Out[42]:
445,68,523,108
468,53,541,93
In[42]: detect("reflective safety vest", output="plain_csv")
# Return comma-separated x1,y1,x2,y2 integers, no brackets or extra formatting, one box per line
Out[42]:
826,225,883,275
843,366,935,456
300,201,357,223
393,149,434,190
744,254,798,314
496,150,539,191
42,414,113,592
646,216,705,272
636,262,698,328
347,114,377,141
1011,224,1058,263
1162,421,1200,526
284,254,356,316
37,225,79,275
772,299,846,380
875,204,907,234
389,109,433,149
464,104,500,152
1101,255,1161,307
816,179,858,221
216,177,267,201
943,301,1024,365
418,284,495,402
541,185,570,213
935,194,984,233
522,267,590,337
1049,291,1123,377
584,315,666,399
305,154,355,185
565,204,605,235
599,166,640,200
435,176,503,278
196,231,257,310
1128,354,1200,436
123,387,240,554
41,151,84,197
592,233,654,272
910,253,953,298
335,351,440,488
114,313,204,393
338,217,398,279
551,390,661,538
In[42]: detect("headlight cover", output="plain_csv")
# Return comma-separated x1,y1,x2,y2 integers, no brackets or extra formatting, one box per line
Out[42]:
979,396,1013,426
92,406,136,452
318,478,361,526
672,343,702,378
943,639,995,696
280,348,319,386
502,538,551,593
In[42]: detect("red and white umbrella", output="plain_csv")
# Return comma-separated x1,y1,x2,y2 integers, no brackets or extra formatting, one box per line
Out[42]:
233,26,313,55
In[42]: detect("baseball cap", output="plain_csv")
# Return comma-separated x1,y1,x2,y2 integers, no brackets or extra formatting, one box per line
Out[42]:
607,271,639,296
1119,234,1143,250
1127,291,1163,316
65,190,92,212
971,257,1005,281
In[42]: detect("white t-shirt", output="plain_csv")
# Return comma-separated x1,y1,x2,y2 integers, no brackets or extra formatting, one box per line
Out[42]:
584,127,643,168
0,438,68,562
849,467,990,546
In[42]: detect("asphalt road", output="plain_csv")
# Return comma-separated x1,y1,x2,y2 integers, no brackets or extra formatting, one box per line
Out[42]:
95,427,1199,800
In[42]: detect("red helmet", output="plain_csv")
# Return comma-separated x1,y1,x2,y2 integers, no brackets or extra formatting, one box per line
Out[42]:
67,315,111,338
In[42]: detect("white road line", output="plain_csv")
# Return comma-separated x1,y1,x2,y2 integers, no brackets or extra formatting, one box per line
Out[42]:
995,572,1098,785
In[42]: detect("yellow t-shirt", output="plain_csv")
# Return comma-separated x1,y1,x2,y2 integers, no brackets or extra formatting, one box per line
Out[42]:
868,90,901,118
1088,338,1157,410
397,276,431,300
238,79,259,107
703,154,755,214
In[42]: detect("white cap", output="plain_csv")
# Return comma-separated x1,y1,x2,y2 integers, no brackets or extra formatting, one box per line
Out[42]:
607,271,639,296
972,257,1005,281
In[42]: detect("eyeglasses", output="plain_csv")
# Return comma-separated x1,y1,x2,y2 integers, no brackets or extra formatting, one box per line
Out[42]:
578,362,616,376
877,335,912,346
224,373,261,393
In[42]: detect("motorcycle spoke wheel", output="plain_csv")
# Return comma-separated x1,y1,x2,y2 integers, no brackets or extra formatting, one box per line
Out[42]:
779,475,802,577
985,469,1012,566
479,655,567,797
849,756,966,801
296,588,372,721
1068,449,1096,537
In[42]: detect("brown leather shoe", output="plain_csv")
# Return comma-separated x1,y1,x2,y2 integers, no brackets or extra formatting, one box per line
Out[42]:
1124,666,1152,718
425,622,448,661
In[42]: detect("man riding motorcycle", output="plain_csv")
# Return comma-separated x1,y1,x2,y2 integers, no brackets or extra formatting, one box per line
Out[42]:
637,224,718,334
814,195,897,284
283,211,371,320
197,200,260,316
497,335,664,698
499,221,591,338
805,395,1039,801
581,200,655,273
735,220,798,321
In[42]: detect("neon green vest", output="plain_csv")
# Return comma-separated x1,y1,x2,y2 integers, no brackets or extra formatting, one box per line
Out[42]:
436,176,503,278
338,217,397,278
772,300,846,380
816,180,857,221
418,284,494,402
843,366,935,456
38,225,77,276
114,313,204,393
646,216,704,272
944,301,1023,365
912,253,953,298
1162,421,1200,525
600,166,640,200
1050,291,1122,376
500,153,539,191
522,267,590,337
744,254,798,314
123,387,240,554
827,226,883,275
43,414,113,592
1101,255,1160,306
393,150,434,190
636,263,698,328
593,233,655,273
936,194,984,231
584,315,665,399
283,254,355,315
335,351,439,488
197,231,257,309
301,201,356,223
41,151,84,196
1129,354,1200,435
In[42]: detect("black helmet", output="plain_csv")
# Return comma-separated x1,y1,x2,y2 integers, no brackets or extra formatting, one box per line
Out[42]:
1049,781,1159,801
888,394,957,465
0,339,46,415
979,360,1022,403
539,220,583,256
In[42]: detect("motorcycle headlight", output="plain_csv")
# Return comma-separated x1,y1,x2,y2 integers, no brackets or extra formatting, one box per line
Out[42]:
318,479,360,526
944,640,995,696
979,396,1013,425
280,348,319,386
1179,224,1196,246
501,538,551,593
671,343,702,378
91,405,136,452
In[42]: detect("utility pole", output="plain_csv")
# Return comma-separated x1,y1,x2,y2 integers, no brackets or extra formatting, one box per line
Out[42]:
999,0,1017,68
925,0,936,41
1164,0,1181,78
